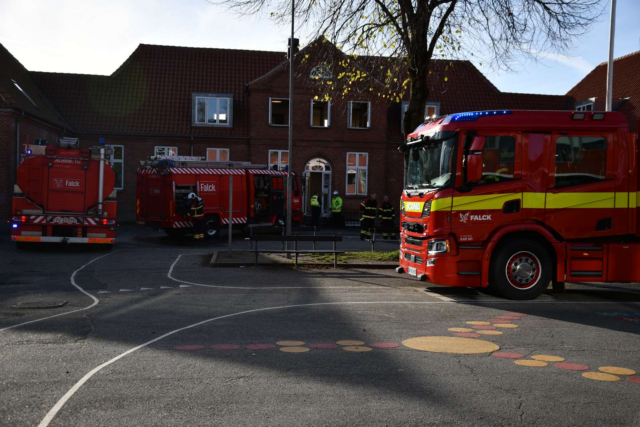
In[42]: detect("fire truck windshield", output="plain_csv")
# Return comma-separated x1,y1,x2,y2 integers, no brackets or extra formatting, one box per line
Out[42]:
406,132,457,190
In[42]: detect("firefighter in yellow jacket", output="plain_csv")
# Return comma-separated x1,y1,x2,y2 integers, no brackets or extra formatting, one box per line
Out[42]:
378,195,396,239
188,193,205,240
360,193,377,240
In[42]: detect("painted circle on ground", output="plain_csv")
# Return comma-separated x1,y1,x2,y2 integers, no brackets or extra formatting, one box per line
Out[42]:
583,372,621,382
174,345,205,351
337,340,365,346
599,366,636,376
280,346,310,353
506,313,527,317
466,321,491,325
493,352,524,359
515,360,548,367
555,362,590,371
246,344,276,350
210,344,240,350
448,328,474,333
532,355,565,362
454,333,481,338
402,336,499,355
343,346,372,352
493,324,519,329
277,340,305,347
472,325,497,330
369,342,399,348
489,319,511,323
627,376,640,384
309,343,338,349
476,330,503,336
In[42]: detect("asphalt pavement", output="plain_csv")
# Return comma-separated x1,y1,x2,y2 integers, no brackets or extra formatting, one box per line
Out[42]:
1,224,639,426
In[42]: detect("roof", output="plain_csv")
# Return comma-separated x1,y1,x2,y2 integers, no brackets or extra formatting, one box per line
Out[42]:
31,44,286,136
0,43,71,129
566,50,640,132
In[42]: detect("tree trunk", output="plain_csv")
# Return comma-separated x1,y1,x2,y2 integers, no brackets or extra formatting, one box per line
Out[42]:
402,70,430,141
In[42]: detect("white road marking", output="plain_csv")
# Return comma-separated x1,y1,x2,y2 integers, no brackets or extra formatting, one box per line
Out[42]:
160,286,173,289
140,288,152,291
423,289,456,302
97,291,111,294
0,252,116,333
179,285,191,288
119,289,133,292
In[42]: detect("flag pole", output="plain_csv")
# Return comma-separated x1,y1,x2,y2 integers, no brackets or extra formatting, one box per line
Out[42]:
605,0,617,112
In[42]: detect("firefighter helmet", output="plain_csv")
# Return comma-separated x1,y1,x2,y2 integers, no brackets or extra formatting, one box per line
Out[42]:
187,193,197,200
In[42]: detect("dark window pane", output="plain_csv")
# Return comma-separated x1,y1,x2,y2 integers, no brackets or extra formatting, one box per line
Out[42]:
479,136,516,185
554,136,607,188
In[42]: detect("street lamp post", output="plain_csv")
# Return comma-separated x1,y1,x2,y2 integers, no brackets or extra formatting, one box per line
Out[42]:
606,0,617,112
286,0,294,239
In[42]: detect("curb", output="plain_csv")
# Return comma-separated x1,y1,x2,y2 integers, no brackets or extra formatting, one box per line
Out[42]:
210,262,396,269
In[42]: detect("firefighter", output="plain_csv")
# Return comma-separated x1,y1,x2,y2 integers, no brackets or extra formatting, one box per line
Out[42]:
331,190,343,228
378,195,396,239
360,193,377,240
188,192,205,240
310,191,321,228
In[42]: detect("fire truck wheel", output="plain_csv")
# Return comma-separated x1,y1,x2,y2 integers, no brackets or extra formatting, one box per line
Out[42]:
490,239,552,300
204,216,220,239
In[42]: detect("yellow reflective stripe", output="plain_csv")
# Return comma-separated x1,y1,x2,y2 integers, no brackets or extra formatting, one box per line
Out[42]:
615,192,629,208
631,192,637,209
452,193,521,211
546,192,614,209
523,193,545,209
431,197,452,212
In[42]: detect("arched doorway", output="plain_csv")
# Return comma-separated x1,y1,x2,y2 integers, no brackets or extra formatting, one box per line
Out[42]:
303,158,331,217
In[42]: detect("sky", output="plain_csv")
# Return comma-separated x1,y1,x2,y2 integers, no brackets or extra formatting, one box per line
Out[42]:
0,0,639,95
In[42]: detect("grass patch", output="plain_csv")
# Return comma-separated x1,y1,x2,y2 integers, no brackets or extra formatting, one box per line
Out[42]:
310,250,399,263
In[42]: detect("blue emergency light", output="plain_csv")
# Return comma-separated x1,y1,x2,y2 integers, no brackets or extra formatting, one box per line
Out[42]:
447,110,512,123
99,138,106,145
12,224,18,229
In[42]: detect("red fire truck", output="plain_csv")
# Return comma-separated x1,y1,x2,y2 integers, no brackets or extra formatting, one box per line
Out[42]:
11,138,117,247
397,110,639,299
136,157,303,238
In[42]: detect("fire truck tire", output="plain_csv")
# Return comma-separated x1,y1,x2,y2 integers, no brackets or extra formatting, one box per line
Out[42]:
204,216,220,239
165,228,188,239
490,239,552,300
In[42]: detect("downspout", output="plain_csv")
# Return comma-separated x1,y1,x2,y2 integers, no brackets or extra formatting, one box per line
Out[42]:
14,111,25,185
190,135,194,156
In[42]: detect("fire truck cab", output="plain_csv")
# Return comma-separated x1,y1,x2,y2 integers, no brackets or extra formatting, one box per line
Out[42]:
398,110,639,299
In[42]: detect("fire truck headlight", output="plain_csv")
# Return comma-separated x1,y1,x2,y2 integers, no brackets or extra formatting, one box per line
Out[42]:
427,239,450,255
422,200,432,218
12,224,18,229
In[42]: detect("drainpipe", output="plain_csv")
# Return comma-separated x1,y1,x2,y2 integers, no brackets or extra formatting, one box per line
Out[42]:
98,146,105,216
15,111,25,184
190,135,194,156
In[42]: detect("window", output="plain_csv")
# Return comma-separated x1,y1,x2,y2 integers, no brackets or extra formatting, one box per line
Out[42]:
576,103,593,112
346,152,368,195
269,150,289,170
477,136,516,185
109,145,124,190
311,100,330,127
554,136,607,188
401,101,441,133
270,98,289,126
207,148,229,162
11,79,37,108
154,146,178,157
348,102,371,129
192,93,233,127
310,66,332,79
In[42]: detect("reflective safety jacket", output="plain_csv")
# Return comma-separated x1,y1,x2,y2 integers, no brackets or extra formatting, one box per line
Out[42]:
331,196,343,213
378,201,395,221
360,198,377,220
310,195,320,208
191,197,204,218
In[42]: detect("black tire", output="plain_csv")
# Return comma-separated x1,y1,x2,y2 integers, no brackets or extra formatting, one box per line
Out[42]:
165,228,188,239
489,239,552,300
204,216,220,240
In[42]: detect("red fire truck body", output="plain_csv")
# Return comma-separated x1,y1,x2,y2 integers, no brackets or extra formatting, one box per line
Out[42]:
11,140,117,246
136,158,303,237
398,110,640,299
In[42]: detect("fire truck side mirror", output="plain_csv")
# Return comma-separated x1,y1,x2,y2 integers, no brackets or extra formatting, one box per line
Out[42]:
466,136,485,184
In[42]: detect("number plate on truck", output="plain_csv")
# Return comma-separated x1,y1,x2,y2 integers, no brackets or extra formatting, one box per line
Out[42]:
408,267,417,277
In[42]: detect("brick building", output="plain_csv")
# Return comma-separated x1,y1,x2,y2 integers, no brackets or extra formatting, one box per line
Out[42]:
1,39,573,221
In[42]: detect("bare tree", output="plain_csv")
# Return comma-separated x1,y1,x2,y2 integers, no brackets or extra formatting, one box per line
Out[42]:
213,0,604,137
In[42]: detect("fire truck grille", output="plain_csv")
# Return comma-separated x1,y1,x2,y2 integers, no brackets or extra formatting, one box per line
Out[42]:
402,222,424,234
404,236,425,247
404,252,424,265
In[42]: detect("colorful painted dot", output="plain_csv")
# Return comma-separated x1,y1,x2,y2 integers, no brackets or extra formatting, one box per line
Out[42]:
476,330,503,336
174,345,205,351
246,344,276,350
448,327,474,333
277,340,305,346
627,376,640,384
210,344,240,350
337,340,365,346
515,360,548,367
492,352,524,359
466,321,491,325
309,343,338,349
599,366,636,376
496,316,520,321
493,324,519,329
343,346,372,352
555,363,590,371
454,333,481,338
402,336,499,355
369,342,399,348
583,372,621,382
532,355,565,362
280,347,310,353
472,325,497,330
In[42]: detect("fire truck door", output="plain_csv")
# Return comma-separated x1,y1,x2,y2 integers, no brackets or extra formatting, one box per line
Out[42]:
270,177,285,217
144,177,163,218
545,132,615,240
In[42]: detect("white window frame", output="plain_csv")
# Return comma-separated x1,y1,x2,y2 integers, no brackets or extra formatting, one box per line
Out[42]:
576,103,594,112
401,101,441,133
269,150,289,170
192,93,233,127
154,146,178,157
269,98,290,127
346,152,368,195
207,148,230,162
348,101,371,129
109,145,125,191
310,100,331,128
